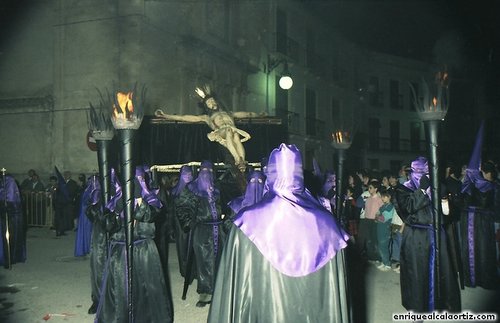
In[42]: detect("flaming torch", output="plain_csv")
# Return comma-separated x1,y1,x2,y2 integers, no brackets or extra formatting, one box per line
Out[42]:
331,129,353,323
110,84,145,323
88,90,115,212
410,70,449,309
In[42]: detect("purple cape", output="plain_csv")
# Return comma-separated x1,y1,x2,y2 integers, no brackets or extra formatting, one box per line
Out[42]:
75,175,100,257
233,144,349,277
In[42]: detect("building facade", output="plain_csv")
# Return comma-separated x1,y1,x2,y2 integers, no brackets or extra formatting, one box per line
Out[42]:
0,0,447,181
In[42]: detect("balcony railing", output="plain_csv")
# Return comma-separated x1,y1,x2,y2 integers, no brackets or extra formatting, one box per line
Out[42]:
276,108,301,133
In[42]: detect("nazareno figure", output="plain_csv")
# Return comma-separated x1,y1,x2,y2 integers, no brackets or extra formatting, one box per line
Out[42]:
175,160,224,307
391,156,461,312
0,173,26,267
94,166,173,323
170,165,195,280
227,169,266,216
208,144,350,322
74,174,100,258
155,85,264,172
84,174,106,315
460,122,500,289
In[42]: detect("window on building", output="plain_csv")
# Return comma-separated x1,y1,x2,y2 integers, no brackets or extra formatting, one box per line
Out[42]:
305,88,317,136
390,120,400,151
305,148,314,170
368,118,380,150
409,82,419,111
390,79,402,109
276,9,287,55
276,75,289,124
410,121,421,152
368,76,382,107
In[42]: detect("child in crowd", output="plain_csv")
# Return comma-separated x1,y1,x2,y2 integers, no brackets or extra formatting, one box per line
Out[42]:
344,186,360,240
390,208,404,273
375,190,395,271
358,179,383,262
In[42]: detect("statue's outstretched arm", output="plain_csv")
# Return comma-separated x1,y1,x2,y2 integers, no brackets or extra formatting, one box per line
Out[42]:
232,111,267,118
155,109,209,123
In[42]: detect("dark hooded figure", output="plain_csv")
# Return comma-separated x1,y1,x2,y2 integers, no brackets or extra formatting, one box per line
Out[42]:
312,159,337,213
208,144,350,322
170,165,194,279
84,173,107,315
94,166,173,323
74,174,100,257
227,169,266,215
460,122,500,289
391,156,461,312
175,160,223,307
0,174,26,267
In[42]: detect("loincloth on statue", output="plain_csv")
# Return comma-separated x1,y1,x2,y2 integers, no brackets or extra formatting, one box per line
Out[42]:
207,125,251,144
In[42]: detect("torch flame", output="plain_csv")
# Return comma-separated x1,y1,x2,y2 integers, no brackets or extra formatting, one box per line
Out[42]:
113,92,134,120
333,131,350,144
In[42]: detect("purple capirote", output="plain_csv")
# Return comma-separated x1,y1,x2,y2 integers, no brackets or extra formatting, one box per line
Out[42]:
171,165,193,197
87,174,101,206
0,175,21,204
228,170,266,214
233,143,349,277
461,121,495,194
105,168,122,213
135,165,162,209
404,156,431,197
188,160,219,200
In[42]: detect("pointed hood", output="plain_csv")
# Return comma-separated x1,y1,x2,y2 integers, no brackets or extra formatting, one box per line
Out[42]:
135,165,162,209
404,156,431,198
468,120,484,170
0,175,21,204
228,170,266,214
234,144,349,277
86,174,101,206
171,165,193,197
105,168,122,213
462,121,494,194
188,160,219,200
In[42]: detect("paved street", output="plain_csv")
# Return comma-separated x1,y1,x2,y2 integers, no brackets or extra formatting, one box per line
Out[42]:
0,227,498,323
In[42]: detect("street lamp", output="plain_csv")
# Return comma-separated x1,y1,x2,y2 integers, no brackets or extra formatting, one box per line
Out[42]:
264,54,293,114
411,70,449,309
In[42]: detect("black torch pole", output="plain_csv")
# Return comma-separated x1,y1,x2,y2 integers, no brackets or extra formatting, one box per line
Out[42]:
427,119,441,308
96,140,111,205
96,139,112,258
118,128,135,323
97,140,112,205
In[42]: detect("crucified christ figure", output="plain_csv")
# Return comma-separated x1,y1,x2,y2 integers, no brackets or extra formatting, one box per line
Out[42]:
155,85,264,172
